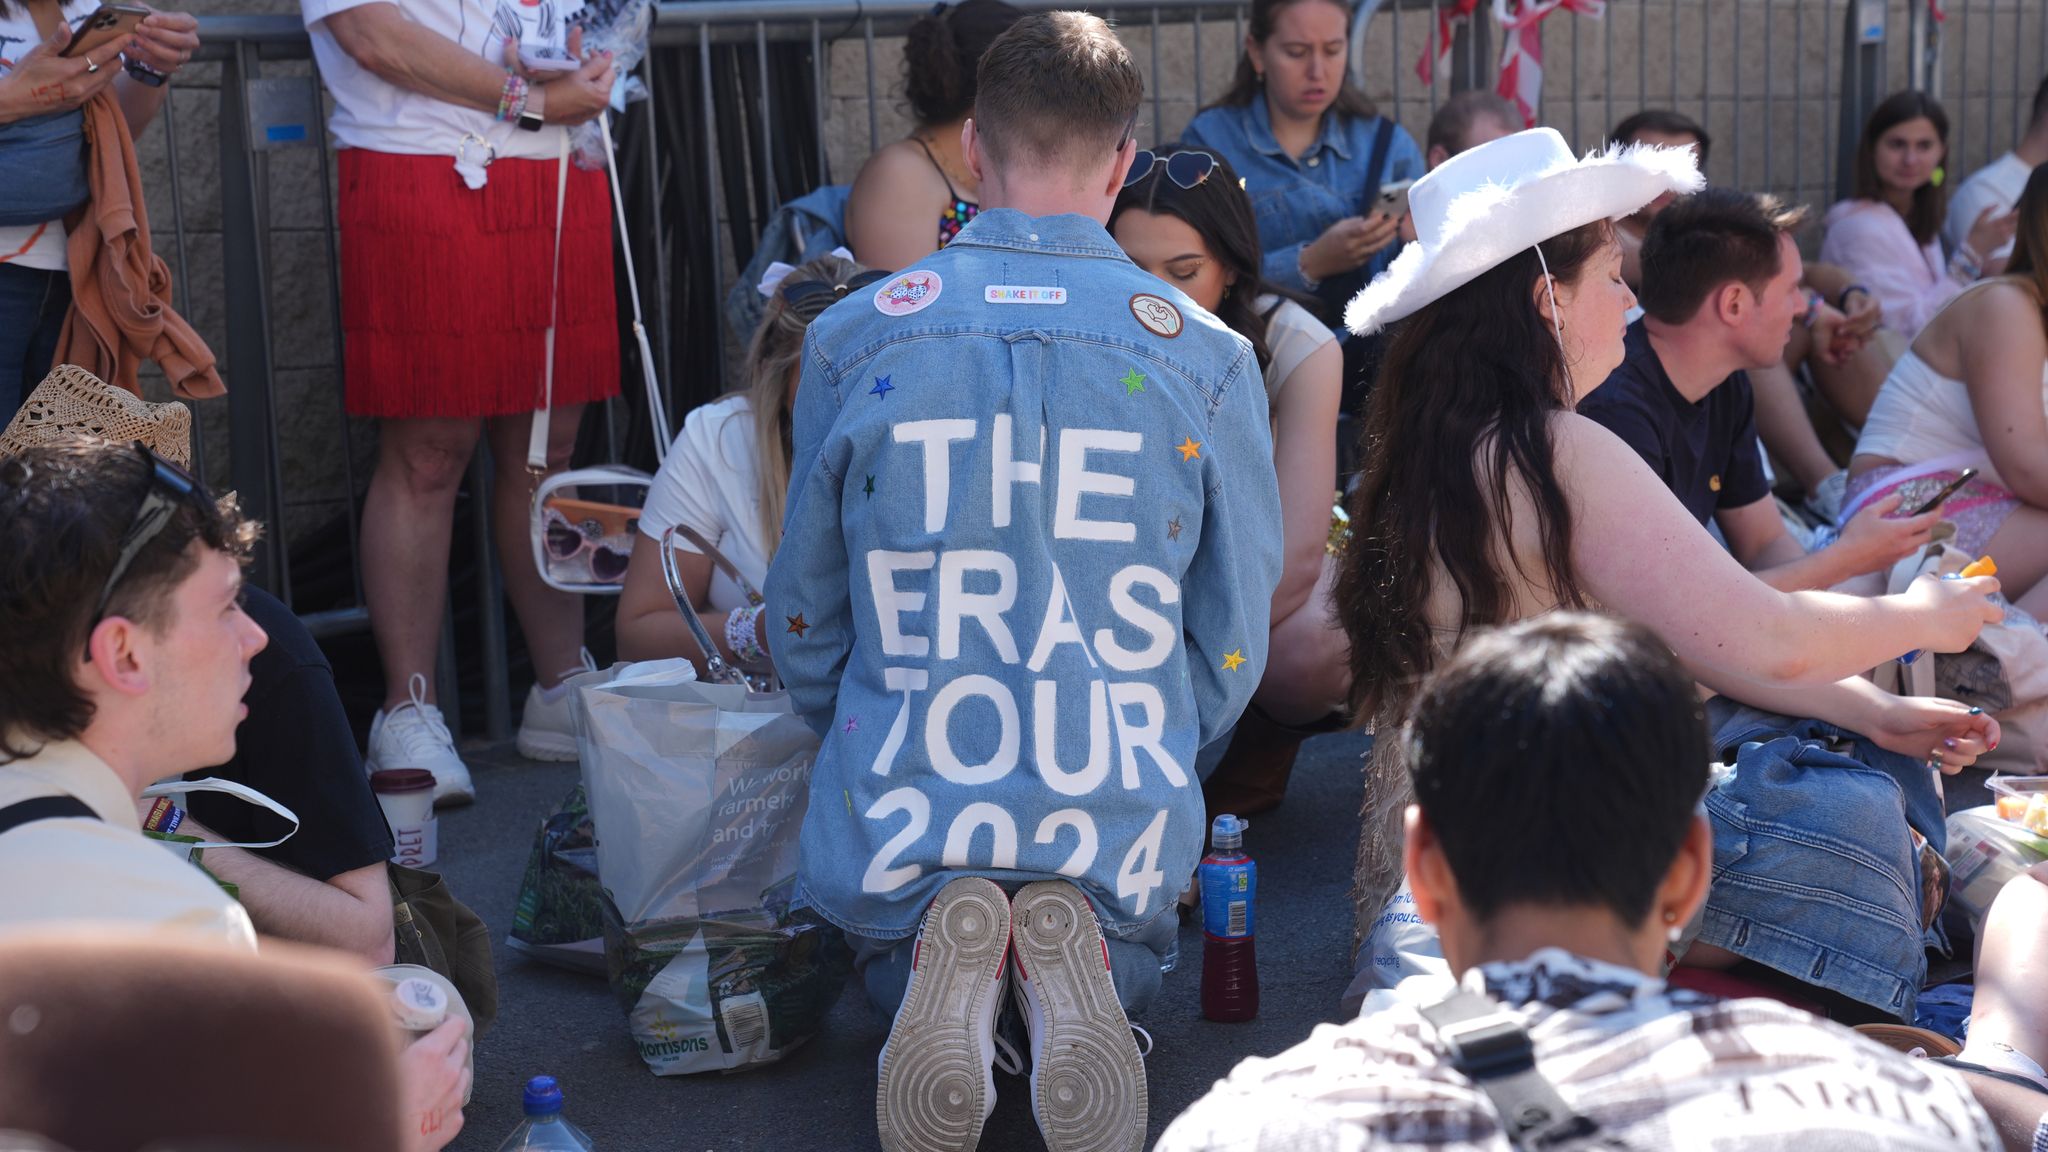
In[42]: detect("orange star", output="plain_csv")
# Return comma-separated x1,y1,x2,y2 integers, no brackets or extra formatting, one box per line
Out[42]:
1176,437,1202,461
1221,649,1246,672
786,613,810,638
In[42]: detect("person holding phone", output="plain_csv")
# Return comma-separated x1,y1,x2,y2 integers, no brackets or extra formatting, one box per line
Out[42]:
1181,0,1422,339
307,0,621,801
1850,163,2048,616
0,0,198,426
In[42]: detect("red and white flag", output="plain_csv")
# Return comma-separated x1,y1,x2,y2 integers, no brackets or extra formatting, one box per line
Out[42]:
1491,0,1604,128
1416,0,1482,84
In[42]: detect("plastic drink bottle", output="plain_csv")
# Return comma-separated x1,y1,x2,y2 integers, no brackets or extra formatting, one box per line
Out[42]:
1199,813,1259,1022
495,1076,595,1151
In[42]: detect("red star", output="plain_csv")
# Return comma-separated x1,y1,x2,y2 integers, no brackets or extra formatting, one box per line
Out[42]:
785,613,810,638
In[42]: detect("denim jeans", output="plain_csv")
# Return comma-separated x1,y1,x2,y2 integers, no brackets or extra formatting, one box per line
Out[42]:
0,263,68,427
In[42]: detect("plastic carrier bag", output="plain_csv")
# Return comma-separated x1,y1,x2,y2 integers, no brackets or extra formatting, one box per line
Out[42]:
574,658,849,1075
507,781,607,976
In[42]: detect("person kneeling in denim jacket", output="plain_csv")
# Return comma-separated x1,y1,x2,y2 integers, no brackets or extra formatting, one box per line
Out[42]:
763,14,1283,1152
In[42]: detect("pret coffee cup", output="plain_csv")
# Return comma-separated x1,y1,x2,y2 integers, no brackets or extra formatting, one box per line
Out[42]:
371,768,438,867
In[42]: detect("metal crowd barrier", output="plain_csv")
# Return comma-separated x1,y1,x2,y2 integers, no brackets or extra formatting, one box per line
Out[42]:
157,0,2045,739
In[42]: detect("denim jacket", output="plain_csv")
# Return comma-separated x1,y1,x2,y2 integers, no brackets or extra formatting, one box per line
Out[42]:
1181,99,1423,304
1698,702,1948,1021
764,208,1284,940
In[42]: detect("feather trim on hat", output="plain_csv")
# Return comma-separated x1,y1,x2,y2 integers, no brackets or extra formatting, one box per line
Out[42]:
1345,140,1703,335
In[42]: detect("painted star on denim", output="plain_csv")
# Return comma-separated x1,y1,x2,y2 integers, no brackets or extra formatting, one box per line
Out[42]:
844,717,859,734
786,613,810,638
1167,515,1183,541
1176,437,1202,461
864,475,875,497
870,375,895,397
1120,368,1146,396
1221,649,1247,672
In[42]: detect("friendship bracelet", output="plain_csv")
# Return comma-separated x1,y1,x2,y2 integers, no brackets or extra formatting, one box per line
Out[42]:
1834,282,1870,310
142,797,184,836
496,73,530,122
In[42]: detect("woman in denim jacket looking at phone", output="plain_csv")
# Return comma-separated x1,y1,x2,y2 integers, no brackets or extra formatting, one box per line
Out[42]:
0,0,198,424
1181,0,1422,335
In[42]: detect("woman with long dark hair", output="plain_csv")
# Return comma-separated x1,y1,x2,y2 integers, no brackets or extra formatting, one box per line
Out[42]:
1821,91,2019,343
843,0,1023,271
1181,0,1422,335
1336,128,2003,950
1111,145,1344,814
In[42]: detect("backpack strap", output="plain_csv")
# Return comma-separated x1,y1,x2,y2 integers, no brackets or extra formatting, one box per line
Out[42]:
0,795,99,836
1360,116,1397,210
1419,987,1604,1150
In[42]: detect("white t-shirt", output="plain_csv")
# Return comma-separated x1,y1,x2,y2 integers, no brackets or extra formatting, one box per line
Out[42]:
637,393,772,614
0,0,96,272
1943,151,2031,262
301,0,579,174
1257,295,1334,409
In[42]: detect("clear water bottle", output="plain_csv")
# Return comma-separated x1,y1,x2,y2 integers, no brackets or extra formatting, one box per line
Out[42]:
495,1076,595,1151
1199,814,1258,1022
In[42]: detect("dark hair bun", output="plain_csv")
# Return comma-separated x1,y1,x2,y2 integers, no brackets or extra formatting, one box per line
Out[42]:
903,0,1025,126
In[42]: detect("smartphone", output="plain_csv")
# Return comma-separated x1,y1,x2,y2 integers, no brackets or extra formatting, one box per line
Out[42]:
517,46,580,74
1373,178,1416,221
1908,468,1978,517
60,4,150,59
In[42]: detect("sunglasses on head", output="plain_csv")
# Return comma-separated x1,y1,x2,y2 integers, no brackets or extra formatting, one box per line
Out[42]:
1123,149,1220,190
543,507,633,584
781,270,892,318
90,443,209,639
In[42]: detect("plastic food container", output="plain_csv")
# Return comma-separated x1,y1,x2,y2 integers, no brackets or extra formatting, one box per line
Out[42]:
1948,804,2048,932
1988,775,2048,835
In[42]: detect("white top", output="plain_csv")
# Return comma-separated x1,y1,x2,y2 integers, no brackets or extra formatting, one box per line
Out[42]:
1943,151,2030,262
1256,295,1334,414
301,0,579,179
0,0,96,271
0,737,258,951
1856,341,2048,485
637,393,772,614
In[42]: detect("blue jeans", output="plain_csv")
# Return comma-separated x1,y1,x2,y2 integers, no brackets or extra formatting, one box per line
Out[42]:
0,263,68,427
849,884,1179,1029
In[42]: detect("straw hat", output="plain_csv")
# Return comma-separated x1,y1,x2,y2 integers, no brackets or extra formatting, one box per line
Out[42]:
0,364,193,467
1345,127,1704,335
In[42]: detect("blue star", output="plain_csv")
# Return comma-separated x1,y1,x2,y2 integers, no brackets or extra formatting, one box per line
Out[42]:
870,375,895,398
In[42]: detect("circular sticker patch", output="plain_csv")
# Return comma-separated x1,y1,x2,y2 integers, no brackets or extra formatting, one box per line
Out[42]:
1129,293,1184,338
874,270,944,317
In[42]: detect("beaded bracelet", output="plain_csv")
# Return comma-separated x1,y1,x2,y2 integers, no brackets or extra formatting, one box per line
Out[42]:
1950,243,1983,283
142,797,184,836
496,73,530,122
724,602,770,667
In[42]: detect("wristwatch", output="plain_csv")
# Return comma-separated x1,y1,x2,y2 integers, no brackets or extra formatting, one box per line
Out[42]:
517,104,545,132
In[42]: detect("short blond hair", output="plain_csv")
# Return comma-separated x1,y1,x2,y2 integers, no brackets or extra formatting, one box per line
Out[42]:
972,12,1142,174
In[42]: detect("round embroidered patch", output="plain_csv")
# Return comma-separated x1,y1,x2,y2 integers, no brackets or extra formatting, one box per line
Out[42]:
1129,293,1184,338
874,270,944,317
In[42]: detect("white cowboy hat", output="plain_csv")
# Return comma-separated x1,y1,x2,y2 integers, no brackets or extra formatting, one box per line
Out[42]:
1345,127,1703,335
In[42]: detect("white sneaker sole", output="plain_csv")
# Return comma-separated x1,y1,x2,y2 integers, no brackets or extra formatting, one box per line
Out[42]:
514,727,579,762
1012,881,1147,1152
878,877,1010,1152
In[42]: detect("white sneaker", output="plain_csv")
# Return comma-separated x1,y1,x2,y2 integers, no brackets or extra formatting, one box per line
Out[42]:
367,673,475,808
516,651,596,762
1009,881,1148,1152
877,877,1010,1152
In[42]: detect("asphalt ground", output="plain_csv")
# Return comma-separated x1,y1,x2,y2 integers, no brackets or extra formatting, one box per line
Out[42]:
437,726,1371,1150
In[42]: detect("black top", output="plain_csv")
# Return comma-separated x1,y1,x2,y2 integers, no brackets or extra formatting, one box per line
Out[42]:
185,586,394,880
1577,321,1772,527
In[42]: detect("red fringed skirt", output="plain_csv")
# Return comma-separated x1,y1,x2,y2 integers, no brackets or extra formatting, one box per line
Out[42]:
337,149,620,419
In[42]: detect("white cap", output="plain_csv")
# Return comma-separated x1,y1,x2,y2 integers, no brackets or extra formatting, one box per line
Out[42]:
390,977,449,1031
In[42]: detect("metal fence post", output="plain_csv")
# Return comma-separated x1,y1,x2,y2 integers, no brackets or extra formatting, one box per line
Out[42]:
1835,0,1885,203
218,42,283,597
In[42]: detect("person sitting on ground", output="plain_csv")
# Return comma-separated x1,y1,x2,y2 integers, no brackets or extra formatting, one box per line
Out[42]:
1848,163,2048,616
1156,612,2009,1152
1611,109,1711,288
1944,74,2048,272
1331,127,2001,972
844,0,1023,272
765,14,1282,1151
0,437,470,1152
1182,0,1423,335
1578,187,1943,591
1823,91,2019,344
618,253,876,673
1111,144,1344,816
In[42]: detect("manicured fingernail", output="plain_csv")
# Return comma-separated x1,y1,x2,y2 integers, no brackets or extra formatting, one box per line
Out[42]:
1969,707,1984,715
1943,738,1959,750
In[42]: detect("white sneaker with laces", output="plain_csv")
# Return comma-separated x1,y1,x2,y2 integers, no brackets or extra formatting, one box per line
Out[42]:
516,650,596,762
367,673,475,807
1009,880,1148,1152
877,877,1011,1152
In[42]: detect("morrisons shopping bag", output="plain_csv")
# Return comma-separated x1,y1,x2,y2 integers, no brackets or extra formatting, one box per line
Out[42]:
507,781,607,975
574,659,849,1075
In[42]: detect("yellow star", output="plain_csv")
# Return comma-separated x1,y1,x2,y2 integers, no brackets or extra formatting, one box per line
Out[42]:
1176,437,1202,462
1221,649,1246,672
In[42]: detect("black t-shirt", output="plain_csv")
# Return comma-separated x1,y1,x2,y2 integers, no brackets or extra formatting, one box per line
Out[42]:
185,586,394,880
1578,321,1772,527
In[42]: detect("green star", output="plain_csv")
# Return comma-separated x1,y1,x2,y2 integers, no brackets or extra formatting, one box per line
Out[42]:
1119,368,1147,396
864,475,875,498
